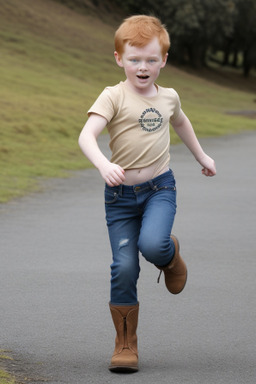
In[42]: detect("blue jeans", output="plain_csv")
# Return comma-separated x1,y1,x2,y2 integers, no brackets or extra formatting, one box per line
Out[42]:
104,170,177,305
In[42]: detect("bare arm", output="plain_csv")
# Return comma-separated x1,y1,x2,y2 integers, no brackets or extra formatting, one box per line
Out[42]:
78,113,125,186
171,110,216,176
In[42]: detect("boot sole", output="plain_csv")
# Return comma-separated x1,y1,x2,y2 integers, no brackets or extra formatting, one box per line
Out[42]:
109,365,139,373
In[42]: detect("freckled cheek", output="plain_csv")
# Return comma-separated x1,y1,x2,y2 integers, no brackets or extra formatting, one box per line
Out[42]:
152,67,161,77
125,66,138,75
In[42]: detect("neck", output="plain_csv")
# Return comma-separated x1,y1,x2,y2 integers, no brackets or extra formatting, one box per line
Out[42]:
124,80,158,97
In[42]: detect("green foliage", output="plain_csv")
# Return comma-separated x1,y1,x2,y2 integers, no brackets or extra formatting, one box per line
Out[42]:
112,0,256,75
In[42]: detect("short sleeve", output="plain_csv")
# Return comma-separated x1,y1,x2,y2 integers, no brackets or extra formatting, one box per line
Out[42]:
169,88,181,122
87,88,115,123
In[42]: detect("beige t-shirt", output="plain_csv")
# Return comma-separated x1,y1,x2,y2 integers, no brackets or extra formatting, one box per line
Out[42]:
88,81,181,170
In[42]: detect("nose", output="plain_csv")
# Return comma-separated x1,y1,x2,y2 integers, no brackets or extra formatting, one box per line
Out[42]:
139,61,147,71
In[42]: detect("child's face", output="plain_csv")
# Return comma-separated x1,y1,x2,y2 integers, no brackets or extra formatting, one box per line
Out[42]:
114,37,168,95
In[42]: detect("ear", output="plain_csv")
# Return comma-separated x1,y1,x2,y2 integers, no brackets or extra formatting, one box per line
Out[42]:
160,53,168,68
114,51,124,68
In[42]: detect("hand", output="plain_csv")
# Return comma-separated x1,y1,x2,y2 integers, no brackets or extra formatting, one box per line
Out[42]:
98,160,125,186
198,153,216,177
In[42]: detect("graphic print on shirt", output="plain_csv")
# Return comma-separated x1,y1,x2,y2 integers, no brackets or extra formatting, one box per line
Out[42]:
138,108,163,132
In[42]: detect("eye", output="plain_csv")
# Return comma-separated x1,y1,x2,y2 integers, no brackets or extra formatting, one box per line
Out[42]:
148,59,157,63
128,57,138,63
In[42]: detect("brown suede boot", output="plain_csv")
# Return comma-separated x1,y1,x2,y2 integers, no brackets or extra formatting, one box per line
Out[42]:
109,303,139,373
157,235,187,294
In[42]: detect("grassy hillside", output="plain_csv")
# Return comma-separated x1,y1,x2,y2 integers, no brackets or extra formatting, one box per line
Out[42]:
0,0,255,203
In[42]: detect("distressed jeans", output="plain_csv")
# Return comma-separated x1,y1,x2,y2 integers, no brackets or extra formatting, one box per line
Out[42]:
104,169,177,305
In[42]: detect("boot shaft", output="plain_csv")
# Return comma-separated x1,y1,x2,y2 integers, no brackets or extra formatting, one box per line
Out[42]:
109,303,139,354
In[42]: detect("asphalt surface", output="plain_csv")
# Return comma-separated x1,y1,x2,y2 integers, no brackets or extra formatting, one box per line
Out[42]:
1,132,256,384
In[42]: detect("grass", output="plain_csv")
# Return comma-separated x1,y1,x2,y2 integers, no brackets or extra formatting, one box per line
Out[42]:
0,370,15,384
0,351,15,384
0,0,256,203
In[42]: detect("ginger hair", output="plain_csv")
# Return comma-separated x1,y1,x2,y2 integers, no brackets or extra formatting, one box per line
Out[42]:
114,15,170,58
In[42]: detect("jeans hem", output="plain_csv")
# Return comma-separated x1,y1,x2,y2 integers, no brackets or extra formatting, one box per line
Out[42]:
109,301,139,306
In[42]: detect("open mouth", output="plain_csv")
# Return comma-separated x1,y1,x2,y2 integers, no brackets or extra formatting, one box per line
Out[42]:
137,75,149,79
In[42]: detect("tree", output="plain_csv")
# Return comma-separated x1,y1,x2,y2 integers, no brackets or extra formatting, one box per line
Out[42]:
232,0,256,76
166,0,237,68
111,0,237,68
61,0,256,75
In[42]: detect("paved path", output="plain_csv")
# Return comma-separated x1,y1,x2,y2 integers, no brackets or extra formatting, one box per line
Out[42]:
1,132,256,384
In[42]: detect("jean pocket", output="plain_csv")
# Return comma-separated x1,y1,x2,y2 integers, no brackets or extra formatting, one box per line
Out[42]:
105,190,119,204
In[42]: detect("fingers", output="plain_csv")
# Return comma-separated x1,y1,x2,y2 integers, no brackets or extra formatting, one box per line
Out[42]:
201,168,216,177
198,154,216,177
99,161,125,186
106,174,124,186
105,167,125,186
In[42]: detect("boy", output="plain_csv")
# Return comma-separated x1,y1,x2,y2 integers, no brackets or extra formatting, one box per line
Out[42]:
79,15,216,373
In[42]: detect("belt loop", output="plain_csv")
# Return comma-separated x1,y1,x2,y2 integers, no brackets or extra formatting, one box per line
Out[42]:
149,180,157,190
118,184,123,196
